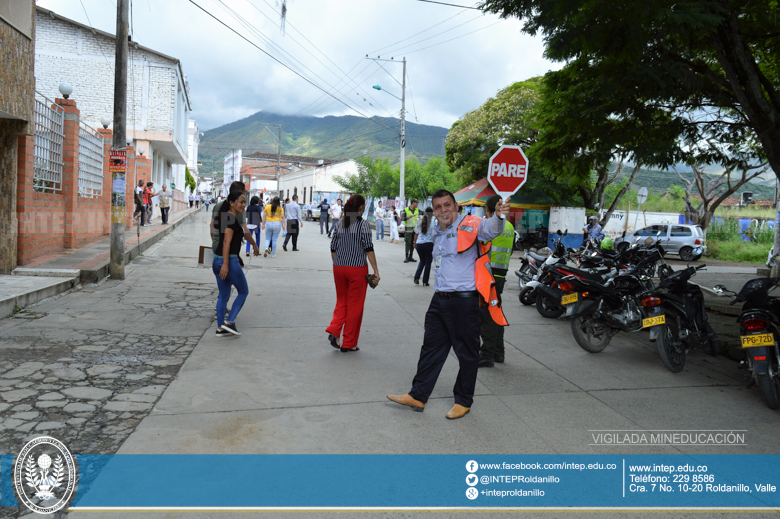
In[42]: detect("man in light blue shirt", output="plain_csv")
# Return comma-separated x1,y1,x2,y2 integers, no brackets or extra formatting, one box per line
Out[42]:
388,189,510,420
283,194,303,251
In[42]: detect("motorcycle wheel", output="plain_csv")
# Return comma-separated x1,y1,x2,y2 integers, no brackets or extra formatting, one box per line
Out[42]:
571,300,611,353
657,319,685,373
519,286,536,306
536,293,565,319
757,373,779,410
700,322,719,356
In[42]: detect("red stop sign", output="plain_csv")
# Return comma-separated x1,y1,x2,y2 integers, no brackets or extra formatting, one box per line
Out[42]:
487,145,528,198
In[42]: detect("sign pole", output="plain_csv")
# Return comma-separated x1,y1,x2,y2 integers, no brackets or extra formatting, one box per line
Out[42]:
109,0,129,280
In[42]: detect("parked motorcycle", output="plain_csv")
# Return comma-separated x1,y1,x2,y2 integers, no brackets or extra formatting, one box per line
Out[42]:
644,259,718,373
516,230,570,307
716,278,780,409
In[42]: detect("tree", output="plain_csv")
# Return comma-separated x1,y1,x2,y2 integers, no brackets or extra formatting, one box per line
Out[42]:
673,163,769,230
184,166,196,194
333,155,378,196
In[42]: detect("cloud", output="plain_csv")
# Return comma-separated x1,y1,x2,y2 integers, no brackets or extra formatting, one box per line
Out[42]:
37,0,560,131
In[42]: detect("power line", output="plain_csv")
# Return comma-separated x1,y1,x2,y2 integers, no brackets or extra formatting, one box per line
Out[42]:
368,3,471,55
414,0,481,9
403,20,503,54
381,13,485,56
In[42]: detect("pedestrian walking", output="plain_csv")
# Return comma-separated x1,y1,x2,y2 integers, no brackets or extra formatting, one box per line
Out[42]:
195,194,200,209
210,181,260,258
212,190,254,337
387,189,510,419
374,200,386,240
262,196,285,257
413,207,435,286
144,182,155,224
478,195,515,368
189,192,194,208
389,206,400,243
326,194,380,352
283,194,303,251
159,184,172,224
133,179,146,226
318,198,331,235
245,196,262,257
204,197,211,211
403,199,420,263
328,198,343,238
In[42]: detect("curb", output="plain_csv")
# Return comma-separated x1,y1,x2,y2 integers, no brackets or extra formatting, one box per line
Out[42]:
80,209,201,284
0,276,80,319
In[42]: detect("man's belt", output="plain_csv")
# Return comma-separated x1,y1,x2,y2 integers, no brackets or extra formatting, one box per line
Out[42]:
435,290,479,299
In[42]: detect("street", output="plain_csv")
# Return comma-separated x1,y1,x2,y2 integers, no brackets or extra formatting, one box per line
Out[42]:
1,211,778,518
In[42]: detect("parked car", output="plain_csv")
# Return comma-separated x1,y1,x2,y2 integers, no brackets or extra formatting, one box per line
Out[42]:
615,224,706,261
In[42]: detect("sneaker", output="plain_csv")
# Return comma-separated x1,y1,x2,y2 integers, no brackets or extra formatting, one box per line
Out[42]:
283,245,288,252
409,257,417,262
222,322,241,336
478,359,494,368
216,328,231,337
272,254,276,258
264,248,270,257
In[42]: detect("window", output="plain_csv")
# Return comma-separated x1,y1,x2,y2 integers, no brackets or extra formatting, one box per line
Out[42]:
303,187,307,203
670,226,692,237
636,225,668,237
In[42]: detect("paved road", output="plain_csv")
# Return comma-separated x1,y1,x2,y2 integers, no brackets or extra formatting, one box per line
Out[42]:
2,212,778,518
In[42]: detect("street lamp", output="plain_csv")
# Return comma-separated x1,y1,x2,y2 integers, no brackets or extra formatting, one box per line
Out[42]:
58,82,73,99
100,116,111,129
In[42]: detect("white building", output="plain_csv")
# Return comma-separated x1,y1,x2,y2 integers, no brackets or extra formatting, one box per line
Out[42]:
172,119,199,192
34,6,191,191
278,159,355,205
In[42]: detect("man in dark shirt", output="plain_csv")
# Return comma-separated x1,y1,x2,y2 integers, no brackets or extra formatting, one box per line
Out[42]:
318,199,331,235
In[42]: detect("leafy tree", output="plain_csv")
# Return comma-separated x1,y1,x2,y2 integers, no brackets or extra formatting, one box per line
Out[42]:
333,155,378,196
184,166,196,194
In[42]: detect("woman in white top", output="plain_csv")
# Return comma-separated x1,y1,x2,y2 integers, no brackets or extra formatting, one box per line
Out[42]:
389,206,400,243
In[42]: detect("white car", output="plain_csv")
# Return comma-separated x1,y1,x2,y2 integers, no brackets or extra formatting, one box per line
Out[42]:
616,224,706,261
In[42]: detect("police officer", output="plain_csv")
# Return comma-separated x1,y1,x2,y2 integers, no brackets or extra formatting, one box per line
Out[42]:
388,189,510,420
403,199,420,263
478,195,515,368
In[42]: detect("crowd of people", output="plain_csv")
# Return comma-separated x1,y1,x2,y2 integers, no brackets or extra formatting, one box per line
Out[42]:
209,179,513,421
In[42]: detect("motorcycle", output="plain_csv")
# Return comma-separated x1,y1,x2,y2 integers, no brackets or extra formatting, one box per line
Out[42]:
715,278,780,409
516,230,569,307
644,256,717,373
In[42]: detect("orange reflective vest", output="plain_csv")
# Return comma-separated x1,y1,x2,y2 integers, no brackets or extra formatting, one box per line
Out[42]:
456,215,509,327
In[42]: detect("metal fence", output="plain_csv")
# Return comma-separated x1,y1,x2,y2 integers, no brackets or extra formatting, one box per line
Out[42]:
78,121,104,198
33,91,64,193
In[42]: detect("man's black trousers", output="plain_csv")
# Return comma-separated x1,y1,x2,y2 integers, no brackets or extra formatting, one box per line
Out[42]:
409,293,484,408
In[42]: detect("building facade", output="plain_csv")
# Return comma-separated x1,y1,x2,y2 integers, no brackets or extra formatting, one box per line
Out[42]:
34,6,191,194
0,1,35,273
278,159,356,206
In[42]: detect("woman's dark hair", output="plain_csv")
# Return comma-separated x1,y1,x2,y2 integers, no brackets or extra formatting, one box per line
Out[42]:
249,196,260,205
421,206,434,235
342,194,365,229
213,190,244,231
271,196,280,216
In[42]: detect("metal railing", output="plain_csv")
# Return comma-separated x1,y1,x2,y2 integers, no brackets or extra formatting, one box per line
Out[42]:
33,91,64,193
78,121,104,198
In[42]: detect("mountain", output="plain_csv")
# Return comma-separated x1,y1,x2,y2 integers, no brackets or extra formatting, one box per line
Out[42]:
613,165,775,199
197,111,449,175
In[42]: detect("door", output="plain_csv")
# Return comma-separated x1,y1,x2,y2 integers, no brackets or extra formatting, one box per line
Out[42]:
635,224,669,246
668,225,694,254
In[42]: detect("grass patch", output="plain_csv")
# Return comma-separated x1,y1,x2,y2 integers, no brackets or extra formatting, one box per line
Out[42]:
705,239,770,264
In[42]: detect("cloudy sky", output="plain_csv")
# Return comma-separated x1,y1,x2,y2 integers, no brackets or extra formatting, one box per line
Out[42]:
37,0,560,131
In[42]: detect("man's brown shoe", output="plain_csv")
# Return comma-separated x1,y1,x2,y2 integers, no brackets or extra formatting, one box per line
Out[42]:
445,404,470,420
387,394,425,412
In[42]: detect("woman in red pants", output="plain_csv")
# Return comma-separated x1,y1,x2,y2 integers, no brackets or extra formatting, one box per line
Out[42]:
326,194,380,352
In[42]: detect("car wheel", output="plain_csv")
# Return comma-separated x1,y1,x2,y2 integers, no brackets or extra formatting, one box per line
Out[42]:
679,246,696,262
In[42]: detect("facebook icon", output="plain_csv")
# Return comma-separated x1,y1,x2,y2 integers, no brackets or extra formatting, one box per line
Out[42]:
466,460,478,473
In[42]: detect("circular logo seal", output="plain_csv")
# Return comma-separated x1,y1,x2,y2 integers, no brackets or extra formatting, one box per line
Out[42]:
13,436,77,514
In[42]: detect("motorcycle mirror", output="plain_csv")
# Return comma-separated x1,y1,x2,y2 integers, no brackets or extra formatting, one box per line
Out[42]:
645,237,654,246
621,230,626,238
713,285,726,295
557,230,562,236
563,229,568,236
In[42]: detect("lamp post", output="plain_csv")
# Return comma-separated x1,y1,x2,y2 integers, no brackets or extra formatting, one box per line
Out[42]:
58,82,73,99
370,57,406,206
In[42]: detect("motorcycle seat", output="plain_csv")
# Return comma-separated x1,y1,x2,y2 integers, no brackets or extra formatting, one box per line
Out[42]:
556,265,610,282
527,251,548,263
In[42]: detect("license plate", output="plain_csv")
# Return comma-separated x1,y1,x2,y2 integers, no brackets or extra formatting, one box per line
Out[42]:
741,333,775,348
642,315,665,328
561,293,578,305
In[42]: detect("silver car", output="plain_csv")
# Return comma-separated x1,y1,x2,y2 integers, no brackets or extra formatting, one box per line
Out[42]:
617,224,706,261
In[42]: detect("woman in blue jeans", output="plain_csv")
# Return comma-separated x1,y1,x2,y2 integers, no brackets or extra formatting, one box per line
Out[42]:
212,190,250,337
413,207,434,286
261,196,286,258
245,196,263,256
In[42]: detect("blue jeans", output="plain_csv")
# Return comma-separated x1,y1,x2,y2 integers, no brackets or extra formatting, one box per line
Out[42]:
212,256,249,329
265,221,282,254
246,226,260,253
376,219,385,240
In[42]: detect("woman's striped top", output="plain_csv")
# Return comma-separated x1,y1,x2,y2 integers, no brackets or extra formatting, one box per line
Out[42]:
330,218,374,267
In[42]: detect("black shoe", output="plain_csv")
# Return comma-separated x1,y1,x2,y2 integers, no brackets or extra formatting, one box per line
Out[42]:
404,258,410,263
340,346,360,352
408,257,417,262
478,359,494,368
216,328,231,337
414,278,419,284
495,355,505,364
292,248,299,251
423,282,430,286
283,245,288,251
328,334,340,349
222,322,241,336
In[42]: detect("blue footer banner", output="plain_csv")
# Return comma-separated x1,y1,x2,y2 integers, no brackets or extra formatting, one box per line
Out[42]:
2,454,779,510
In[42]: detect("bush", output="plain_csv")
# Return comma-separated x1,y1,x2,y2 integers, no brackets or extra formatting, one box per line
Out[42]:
706,239,770,264
707,218,742,241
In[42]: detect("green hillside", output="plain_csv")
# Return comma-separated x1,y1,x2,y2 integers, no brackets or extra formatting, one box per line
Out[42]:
613,165,775,199
197,111,448,176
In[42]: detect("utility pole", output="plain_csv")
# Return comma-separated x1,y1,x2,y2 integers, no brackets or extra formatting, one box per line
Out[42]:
400,57,406,207
109,0,129,280
277,125,281,198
